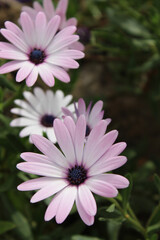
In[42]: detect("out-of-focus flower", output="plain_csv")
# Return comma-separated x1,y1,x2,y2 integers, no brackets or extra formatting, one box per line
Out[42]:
0,12,84,86
10,88,74,143
21,0,84,51
17,115,129,226
16,0,32,3
77,26,91,44
62,98,111,136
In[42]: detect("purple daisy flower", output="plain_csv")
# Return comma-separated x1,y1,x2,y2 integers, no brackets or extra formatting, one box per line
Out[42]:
10,88,74,143
17,115,129,226
0,12,84,87
21,0,84,51
62,98,111,136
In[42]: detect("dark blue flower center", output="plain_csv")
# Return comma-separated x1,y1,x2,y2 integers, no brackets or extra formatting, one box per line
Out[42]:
68,165,87,185
29,49,46,65
40,114,55,127
86,125,91,136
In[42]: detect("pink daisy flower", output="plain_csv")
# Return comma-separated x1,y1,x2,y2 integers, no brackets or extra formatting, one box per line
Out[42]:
10,88,74,143
0,12,84,87
62,98,111,136
22,0,77,29
17,115,129,226
21,0,84,51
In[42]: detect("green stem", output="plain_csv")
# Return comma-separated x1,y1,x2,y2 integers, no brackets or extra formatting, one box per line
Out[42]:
107,198,147,239
146,202,160,227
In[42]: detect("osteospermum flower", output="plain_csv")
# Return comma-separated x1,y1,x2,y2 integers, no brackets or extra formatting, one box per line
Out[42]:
10,88,74,143
17,115,129,225
63,98,111,136
0,12,84,87
21,0,84,51
22,0,77,29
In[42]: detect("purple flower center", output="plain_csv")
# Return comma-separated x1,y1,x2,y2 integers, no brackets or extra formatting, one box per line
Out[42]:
86,125,91,136
68,165,87,185
40,114,55,127
29,49,46,65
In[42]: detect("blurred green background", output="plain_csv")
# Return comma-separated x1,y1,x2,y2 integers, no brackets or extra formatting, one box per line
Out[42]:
0,0,160,239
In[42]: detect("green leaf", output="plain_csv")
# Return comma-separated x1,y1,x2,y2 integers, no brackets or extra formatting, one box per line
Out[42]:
0,75,16,91
0,221,16,235
72,236,103,240
106,204,115,213
147,222,160,233
121,173,133,211
11,211,34,240
150,233,159,240
154,174,160,195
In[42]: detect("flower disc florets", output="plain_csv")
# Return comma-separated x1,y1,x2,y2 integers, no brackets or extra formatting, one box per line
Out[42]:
29,49,46,65
40,114,55,128
68,165,87,185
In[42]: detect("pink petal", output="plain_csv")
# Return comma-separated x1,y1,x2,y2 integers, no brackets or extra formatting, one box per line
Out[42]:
31,134,69,168
54,118,76,166
43,0,55,19
63,116,76,142
46,56,79,69
0,29,28,52
33,1,43,11
17,177,55,191
74,115,86,165
5,21,24,39
76,195,94,226
37,63,55,87
0,42,18,51
47,35,79,53
86,177,118,198
54,49,84,59
56,185,77,224
89,110,104,128
30,179,68,203
96,174,129,189
0,51,28,60
16,62,34,82
0,61,26,74
56,0,68,17
44,189,63,221
78,184,97,216
104,142,127,158
78,98,86,115
16,162,66,178
88,100,103,122
20,12,36,47
43,15,60,48
64,17,77,27
26,66,39,87
53,26,77,42
35,12,47,48
70,41,85,51
88,156,127,176
83,120,109,167
47,64,70,83
62,107,74,119
22,6,37,20
20,152,50,164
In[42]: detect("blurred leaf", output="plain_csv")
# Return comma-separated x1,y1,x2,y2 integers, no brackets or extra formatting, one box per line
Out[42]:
106,204,115,213
154,174,160,195
147,222,160,234
72,236,103,240
150,233,159,240
0,75,16,91
99,208,124,223
11,211,33,240
0,221,16,235
121,174,133,211
107,221,121,240
107,8,151,37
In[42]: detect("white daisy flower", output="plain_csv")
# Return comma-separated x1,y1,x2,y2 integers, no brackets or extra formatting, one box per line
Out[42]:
10,87,74,143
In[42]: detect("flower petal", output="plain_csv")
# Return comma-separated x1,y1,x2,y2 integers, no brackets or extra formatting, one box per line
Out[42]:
26,66,39,87
17,177,55,191
78,184,97,216
30,179,69,203
0,61,26,74
95,174,129,189
76,194,94,226
37,63,55,87
88,156,127,176
86,177,118,198
55,185,77,224
20,152,50,164
16,62,34,82
54,118,76,166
